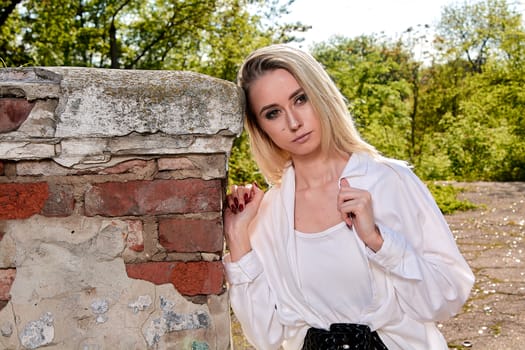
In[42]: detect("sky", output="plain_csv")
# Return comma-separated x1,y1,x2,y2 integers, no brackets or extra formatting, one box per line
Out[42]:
284,0,525,50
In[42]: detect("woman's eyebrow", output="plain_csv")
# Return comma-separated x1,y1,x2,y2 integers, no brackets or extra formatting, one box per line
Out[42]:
259,103,278,117
288,88,303,100
258,88,304,116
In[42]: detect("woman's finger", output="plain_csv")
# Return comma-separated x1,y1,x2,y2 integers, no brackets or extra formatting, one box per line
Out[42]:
227,183,260,214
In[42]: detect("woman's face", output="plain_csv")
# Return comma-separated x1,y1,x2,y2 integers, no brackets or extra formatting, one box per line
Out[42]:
248,68,322,159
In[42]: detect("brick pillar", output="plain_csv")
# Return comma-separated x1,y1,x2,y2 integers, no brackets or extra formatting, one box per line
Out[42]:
0,67,243,349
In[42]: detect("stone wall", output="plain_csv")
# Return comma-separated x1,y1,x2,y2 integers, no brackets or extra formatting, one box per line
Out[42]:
0,67,244,349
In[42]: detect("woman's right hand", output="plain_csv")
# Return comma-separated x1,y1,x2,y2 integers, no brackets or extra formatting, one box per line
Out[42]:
224,183,265,262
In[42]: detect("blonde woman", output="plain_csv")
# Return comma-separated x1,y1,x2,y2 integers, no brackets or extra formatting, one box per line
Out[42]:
223,44,474,350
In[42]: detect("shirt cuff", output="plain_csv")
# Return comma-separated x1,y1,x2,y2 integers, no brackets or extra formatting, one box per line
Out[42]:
223,250,264,285
366,223,423,281
366,223,406,269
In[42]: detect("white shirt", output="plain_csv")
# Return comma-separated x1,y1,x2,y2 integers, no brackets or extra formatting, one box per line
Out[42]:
224,152,475,350
295,222,373,323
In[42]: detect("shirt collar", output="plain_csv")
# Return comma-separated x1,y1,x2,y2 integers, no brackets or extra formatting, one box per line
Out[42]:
338,152,369,184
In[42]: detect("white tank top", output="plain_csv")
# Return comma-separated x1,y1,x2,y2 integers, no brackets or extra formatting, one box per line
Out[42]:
295,221,374,323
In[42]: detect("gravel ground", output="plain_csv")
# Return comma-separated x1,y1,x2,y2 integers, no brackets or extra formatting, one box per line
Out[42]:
440,182,525,350
231,182,525,350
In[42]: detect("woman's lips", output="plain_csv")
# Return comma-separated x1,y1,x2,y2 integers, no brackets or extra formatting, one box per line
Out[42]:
292,131,312,143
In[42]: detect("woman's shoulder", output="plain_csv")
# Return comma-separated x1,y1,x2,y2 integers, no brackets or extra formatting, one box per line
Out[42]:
367,154,433,198
359,153,413,178
262,182,282,198
350,153,427,196
254,184,283,217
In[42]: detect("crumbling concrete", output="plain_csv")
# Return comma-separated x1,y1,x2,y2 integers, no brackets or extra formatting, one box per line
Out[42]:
0,67,243,349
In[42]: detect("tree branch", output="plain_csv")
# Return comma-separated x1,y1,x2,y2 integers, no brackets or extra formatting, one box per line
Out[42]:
126,0,215,69
108,0,133,68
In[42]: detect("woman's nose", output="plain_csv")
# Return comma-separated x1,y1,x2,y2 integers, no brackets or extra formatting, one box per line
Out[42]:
286,112,302,130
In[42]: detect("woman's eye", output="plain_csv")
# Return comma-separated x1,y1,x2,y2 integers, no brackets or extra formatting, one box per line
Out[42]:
265,109,280,120
295,93,308,105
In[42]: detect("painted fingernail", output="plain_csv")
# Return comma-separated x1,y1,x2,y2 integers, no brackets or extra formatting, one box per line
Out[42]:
239,204,244,212
234,198,239,206
244,193,249,202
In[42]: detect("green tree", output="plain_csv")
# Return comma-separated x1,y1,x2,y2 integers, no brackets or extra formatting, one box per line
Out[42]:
227,130,268,188
0,0,307,72
311,35,415,161
435,0,523,73
398,24,435,163
197,0,310,81
0,0,29,65
422,0,525,180
450,60,525,181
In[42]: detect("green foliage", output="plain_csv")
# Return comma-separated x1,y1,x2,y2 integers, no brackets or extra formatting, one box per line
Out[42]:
419,0,525,181
0,0,306,71
308,0,525,182
426,182,478,215
435,0,522,73
227,130,268,190
311,36,414,161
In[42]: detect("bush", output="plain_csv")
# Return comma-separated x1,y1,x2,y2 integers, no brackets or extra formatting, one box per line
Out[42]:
426,182,478,214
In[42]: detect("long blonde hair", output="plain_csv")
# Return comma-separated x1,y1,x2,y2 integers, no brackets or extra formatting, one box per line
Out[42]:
237,44,379,184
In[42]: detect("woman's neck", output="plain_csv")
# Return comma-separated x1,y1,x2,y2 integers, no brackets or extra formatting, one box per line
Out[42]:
292,151,350,191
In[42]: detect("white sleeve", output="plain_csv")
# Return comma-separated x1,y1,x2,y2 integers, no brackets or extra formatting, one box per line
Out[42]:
223,251,285,349
366,169,475,322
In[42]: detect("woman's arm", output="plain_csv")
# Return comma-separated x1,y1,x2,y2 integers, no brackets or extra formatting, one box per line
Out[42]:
367,169,475,322
224,252,286,349
224,184,287,349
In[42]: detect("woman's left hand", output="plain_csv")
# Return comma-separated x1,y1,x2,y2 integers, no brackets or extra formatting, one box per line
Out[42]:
337,178,383,252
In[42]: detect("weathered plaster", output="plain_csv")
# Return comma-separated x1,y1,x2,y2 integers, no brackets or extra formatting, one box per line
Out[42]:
0,216,229,349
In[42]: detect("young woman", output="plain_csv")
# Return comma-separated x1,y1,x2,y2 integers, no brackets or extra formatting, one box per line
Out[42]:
223,44,474,350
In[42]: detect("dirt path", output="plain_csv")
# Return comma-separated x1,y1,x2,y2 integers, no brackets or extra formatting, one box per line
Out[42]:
231,182,525,350
440,182,525,349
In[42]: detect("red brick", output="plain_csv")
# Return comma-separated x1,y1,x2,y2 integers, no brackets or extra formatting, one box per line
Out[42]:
126,262,174,286
125,261,224,296
41,183,75,217
85,179,221,217
0,98,35,132
0,269,16,301
0,182,49,219
159,217,223,253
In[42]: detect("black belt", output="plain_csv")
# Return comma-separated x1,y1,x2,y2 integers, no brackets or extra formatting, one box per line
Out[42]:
302,323,388,350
